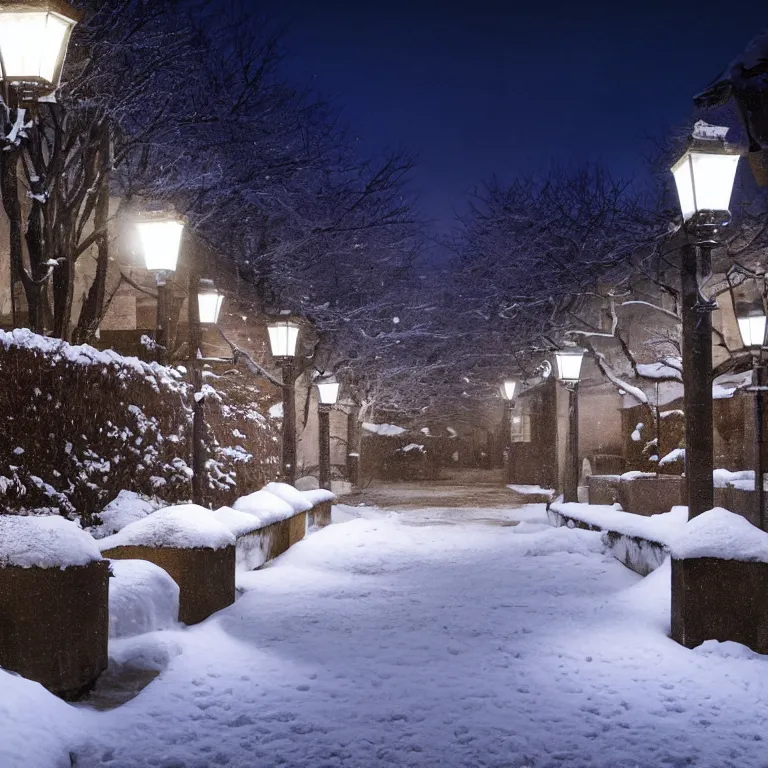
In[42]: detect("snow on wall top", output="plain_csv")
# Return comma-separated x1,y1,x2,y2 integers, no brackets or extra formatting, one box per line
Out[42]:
263,482,313,512
670,507,768,562
208,506,265,537
231,489,296,526
99,504,235,551
363,422,406,436
0,514,102,569
0,328,185,393
88,490,160,539
302,488,335,505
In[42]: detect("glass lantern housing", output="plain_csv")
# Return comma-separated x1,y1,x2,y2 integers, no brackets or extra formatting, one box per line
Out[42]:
499,379,517,401
671,124,740,222
737,314,767,348
137,218,184,273
317,380,340,406
554,349,585,383
197,280,224,325
267,319,300,358
0,1,81,92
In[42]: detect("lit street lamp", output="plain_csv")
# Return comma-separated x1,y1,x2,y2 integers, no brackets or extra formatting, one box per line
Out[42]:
197,279,224,325
316,379,340,490
728,267,768,528
267,318,301,484
137,215,184,364
554,348,585,503
0,0,81,103
499,379,517,484
671,121,740,518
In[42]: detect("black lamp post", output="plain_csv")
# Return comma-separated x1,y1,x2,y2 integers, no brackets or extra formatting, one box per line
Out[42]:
499,379,517,483
137,215,184,365
728,268,768,527
267,318,301,484
554,348,585,503
189,278,224,504
316,379,340,491
671,122,740,518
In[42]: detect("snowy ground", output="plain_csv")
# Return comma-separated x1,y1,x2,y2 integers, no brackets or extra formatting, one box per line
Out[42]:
7,494,768,767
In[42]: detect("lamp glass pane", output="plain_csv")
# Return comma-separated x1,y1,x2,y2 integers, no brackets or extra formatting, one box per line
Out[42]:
738,315,767,348
198,291,224,325
268,322,299,357
137,220,183,272
0,11,72,84
501,380,516,401
555,351,584,382
689,151,739,215
671,155,696,222
317,382,340,405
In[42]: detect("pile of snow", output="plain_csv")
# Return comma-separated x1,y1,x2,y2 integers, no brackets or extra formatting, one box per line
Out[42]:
302,488,336,505
98,504,235,551
659,448,685,467
107,559,180,639
713,370,753,399
88,490,159,538
231,489,295,526
398,443,425,453
362,422,406,436
295,475,319,491
713,468,755,490
670,507,768,561
268,402,283,419
0,515,102,569
550,502,688,546
206,506,264,537
507,484,555,498
263,482,313,512
0,668,81,767
620,470,656,480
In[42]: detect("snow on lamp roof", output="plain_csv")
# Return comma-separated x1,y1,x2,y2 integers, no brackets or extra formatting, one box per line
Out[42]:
669,507,768,562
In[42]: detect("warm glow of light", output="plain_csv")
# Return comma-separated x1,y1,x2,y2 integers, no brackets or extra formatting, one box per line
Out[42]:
555,350,585,382
267,320,300,358
500,379,517,401
317,381,340,405
137,220,184,272
198,288,224,325
738,315,767,348
0,10,74,86
671,150,739,222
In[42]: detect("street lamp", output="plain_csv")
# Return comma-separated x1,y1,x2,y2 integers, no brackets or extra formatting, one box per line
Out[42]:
728,267,768,528
554,349,585,503
197,279,224,325
136,215,184,365
499,379,517,484
316,379,340,490
0,0,81,101
671,121,740,519
267,317,301,484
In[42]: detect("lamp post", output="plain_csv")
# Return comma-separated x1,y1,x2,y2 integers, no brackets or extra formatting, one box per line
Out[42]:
316,379,340,490
267,318,301,484
188,277,224,504
0,1,81,106
137,215,184,365
728,268,768,528
499,379,517,484
554,349,585,503
671,122,740,518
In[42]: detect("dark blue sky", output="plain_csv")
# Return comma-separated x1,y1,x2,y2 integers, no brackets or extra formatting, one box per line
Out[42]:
262,0,766,229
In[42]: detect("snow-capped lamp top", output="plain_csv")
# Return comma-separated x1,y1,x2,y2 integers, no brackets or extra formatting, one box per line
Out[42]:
0,0,81,95
669,507,768,563
0,515,102,569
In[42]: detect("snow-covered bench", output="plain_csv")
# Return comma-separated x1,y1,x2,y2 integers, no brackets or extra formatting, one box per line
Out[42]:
548,502,688,575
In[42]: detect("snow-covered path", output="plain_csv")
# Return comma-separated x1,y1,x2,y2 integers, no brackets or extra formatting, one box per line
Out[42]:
11,499,768,767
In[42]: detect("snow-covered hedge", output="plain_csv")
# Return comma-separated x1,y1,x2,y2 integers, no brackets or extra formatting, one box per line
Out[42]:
0,329,281,523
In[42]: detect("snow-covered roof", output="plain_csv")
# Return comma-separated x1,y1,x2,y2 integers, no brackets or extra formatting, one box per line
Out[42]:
0,515,102,569
263,482,313,512
99,504,235,551
670,507,768,562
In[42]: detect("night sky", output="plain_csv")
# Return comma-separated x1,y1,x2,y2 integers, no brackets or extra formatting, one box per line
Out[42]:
262,0,767,230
